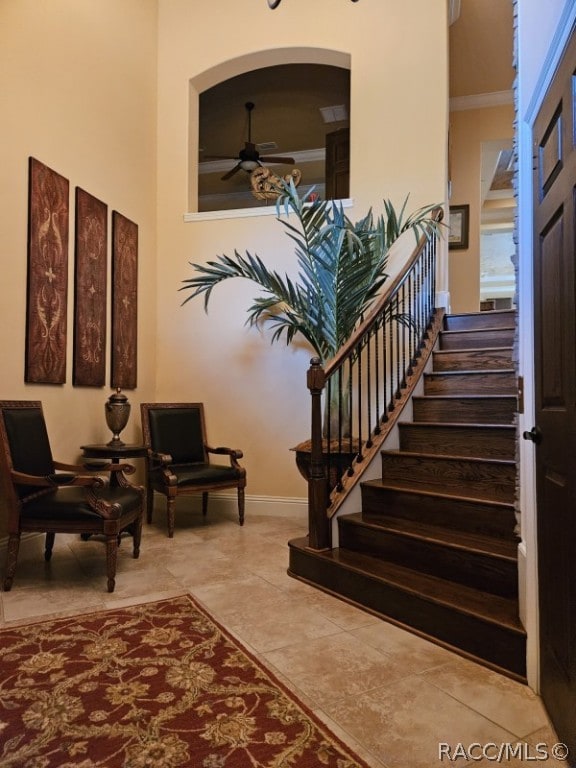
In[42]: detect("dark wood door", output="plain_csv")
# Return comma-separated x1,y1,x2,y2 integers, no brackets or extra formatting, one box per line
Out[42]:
532,24,576,757
325,127,349,200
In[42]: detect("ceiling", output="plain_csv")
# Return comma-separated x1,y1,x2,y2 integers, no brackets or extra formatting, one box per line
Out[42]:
199,64,350,160
197,0,515,210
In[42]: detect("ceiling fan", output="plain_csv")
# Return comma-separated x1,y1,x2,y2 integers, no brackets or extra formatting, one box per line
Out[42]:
203,102,295,182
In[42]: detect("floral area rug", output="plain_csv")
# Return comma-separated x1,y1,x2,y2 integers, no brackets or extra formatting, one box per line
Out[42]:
0,594,371,768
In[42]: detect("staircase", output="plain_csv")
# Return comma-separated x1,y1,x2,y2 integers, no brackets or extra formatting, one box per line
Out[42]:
288,309,526,680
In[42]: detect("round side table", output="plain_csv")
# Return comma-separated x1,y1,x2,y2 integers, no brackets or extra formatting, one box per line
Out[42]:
80,443,148,541
81,443,148,484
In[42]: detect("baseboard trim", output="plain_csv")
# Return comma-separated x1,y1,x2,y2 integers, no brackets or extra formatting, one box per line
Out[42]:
206,492,308,520
0,494,309,550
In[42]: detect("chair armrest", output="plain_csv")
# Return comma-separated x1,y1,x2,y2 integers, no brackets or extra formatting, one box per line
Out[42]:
11,469,104,488
144,451,177,486
206,445,244,469
148,450,173,468
79,460,136,476
207,445,243,459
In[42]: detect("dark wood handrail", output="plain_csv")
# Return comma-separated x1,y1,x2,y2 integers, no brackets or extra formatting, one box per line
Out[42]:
325,206,444,379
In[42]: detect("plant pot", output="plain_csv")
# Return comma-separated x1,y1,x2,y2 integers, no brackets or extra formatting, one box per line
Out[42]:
291,438,360,491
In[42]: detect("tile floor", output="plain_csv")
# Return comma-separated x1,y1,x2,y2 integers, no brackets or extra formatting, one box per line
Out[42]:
0,502,569,768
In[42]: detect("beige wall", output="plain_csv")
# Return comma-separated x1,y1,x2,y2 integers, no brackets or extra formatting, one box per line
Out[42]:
0,0,448,515
448,104,514,314
156,0,449,498
0,0,158,535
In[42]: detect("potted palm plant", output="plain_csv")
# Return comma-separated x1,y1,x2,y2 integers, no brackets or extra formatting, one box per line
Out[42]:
181,180,440,363
180,181,441,476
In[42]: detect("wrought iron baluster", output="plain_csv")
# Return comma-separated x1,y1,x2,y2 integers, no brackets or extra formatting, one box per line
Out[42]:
366,331,373,447
374,321,381,434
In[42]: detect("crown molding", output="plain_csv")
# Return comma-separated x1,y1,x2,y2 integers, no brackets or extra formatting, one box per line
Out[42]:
450,90,514,112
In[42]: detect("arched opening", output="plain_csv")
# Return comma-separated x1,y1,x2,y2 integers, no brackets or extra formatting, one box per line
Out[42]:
189,48,351,213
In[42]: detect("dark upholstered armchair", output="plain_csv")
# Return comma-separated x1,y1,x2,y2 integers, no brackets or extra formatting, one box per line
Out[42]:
0,401,144,593
140,403,246,538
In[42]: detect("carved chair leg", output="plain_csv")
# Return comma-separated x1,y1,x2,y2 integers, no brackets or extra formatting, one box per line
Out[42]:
167,498,176,539
3,533,20,591
132,513,143,559
45,532,55,561
202,492,208,518
146,487,154,524
105,535,118,593
238,487,245,526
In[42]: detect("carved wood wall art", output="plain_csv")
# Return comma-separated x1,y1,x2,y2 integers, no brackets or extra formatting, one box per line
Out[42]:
25,158,69,384
73,188,108,386
111,212,138,390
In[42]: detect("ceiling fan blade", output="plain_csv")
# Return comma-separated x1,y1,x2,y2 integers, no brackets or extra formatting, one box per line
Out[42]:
221,163,242,181
260,156,295,165
201,154,240,161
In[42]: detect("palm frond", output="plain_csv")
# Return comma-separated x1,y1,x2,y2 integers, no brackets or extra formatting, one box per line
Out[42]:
181,180,442,362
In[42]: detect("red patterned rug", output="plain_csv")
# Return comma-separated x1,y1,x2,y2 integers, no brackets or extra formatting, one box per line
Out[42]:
0,594,372,767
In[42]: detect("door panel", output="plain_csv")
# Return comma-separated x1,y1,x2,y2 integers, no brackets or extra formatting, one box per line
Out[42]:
533,24,576,759
325,127,349,200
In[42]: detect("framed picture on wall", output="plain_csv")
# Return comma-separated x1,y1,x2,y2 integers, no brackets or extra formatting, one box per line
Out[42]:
449,204,469,250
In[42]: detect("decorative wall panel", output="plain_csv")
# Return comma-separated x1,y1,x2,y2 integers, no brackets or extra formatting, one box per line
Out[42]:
111,211,138,389
73,188,107,386
25,158,69,384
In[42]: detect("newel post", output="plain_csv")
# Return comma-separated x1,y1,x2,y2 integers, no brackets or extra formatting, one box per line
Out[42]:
306,357,330,550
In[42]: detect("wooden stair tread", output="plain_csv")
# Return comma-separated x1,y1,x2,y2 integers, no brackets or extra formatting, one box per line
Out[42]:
413,393,517,400
373,477,513,504
343,512,518,560
434,348,514,357
434,346,513,354
441,327,515,334
362,478,516,510
382,448,515,466
425,368,515,376
291,537,524,634
444,310,515,327
399,421,516,431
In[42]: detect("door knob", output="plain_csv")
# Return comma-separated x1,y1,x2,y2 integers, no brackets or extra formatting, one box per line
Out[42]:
522,426,542,444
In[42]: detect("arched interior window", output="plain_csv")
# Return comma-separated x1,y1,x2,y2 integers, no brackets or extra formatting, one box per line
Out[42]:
197,63,350,213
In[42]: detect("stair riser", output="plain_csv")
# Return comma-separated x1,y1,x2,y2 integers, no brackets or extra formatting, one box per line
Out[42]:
433,349,514,371
440,329,514,350
361,484,518,540
338,518,518,598
424,372,517,396
413,397,517,424
380,453,516,502
443,311,515,331
288,544,526,679
399,424,516,459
